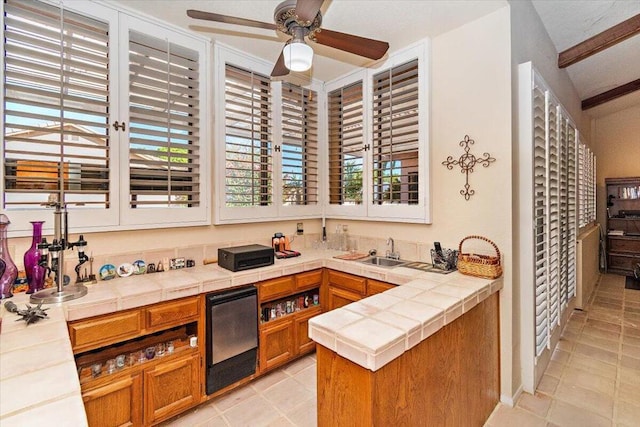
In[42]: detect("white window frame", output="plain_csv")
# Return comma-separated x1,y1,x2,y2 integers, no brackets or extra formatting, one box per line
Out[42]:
324,40,431,223
214,43,324,224
1,0,210,236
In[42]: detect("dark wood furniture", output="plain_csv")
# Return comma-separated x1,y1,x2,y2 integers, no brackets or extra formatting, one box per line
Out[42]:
606,177,640,275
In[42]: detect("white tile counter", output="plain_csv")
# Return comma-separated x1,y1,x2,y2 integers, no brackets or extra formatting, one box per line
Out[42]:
309,271,503,372
0,249,501,424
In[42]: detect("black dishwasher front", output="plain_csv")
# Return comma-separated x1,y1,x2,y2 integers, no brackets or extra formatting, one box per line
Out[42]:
205,286,258,394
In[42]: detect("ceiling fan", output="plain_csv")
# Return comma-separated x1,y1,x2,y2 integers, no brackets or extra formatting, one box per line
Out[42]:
187,0,390,77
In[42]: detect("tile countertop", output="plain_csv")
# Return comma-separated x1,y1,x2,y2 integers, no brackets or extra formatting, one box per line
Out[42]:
0,249,502,424
308,271,503,372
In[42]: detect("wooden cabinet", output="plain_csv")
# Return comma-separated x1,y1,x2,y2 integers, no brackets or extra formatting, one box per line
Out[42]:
294,306,323,355
71,296,202,426
259,276,295,302
69,310,143,354
259,317,294,372
82,373,143,427
144,353,200,425
257,270,323,373
327,270,366,294
327,286,361,310
326,270,367,310
606,177,640,276
69,296,200,354
366,279,396,296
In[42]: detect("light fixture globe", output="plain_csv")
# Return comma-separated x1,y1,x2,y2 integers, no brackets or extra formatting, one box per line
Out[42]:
283,40,313,72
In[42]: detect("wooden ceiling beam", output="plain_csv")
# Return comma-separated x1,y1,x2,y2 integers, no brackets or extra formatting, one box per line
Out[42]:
558,13,640,68
582,78,640,110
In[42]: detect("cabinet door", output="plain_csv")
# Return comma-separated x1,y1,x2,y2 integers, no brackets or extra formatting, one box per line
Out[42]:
83,374,142,427
294,306,323,356
327,270,366,295
328,286,362,311
259,318,294,372
144,353,200,425
366,279,396,296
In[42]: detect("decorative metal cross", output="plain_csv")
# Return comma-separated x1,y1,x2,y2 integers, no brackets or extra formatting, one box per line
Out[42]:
442,135,496,201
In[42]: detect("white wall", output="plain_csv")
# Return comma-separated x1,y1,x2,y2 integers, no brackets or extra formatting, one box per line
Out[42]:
592,105,640,228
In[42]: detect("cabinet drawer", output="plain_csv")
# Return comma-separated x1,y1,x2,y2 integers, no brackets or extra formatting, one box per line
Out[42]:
69,310,143,353
327,270,366,295
367,279,396,296
295,269,322,291
260,276,295,302
608,253,640,270
146,297,199,330
608,237,640,253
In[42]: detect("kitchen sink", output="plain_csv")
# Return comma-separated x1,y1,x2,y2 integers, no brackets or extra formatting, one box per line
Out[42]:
359,256,407,268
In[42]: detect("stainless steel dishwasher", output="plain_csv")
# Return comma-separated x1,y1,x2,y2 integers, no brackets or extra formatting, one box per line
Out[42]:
205,286,258,394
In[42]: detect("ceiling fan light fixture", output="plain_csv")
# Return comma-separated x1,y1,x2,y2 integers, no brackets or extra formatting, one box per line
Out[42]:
283,40,313,72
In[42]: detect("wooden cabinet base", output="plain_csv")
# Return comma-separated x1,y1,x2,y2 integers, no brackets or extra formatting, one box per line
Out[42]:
316,293,499,426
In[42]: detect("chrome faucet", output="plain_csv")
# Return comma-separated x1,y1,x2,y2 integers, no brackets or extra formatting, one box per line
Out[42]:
386,237,400,260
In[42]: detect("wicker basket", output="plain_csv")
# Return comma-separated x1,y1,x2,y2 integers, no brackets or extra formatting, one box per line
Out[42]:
457,235,503,279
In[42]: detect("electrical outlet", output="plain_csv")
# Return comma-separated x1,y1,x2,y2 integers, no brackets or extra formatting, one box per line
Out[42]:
296,222,304,235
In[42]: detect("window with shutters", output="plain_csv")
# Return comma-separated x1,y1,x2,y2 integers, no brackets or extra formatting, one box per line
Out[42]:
328,81,364,206
223,64,272,208
3,0,110,211
2,0,209,234
281,82,318,206
325,43,429,222
128,31,201,209
578,142,596,227
524,67,580,361
371,59,419,206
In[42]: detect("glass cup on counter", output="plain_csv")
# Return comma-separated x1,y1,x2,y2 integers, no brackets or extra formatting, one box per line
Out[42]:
166,341,174,354
115,354,126,369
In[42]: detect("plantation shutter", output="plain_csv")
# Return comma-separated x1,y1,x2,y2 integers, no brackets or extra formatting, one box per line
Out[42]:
559,114,569,308
567,122,577,298
578,143,586,227
281,83,318,206
371,59,419,205
224,65,272,207
128,31,200,208
3,0,110,208
533,81,549,358
328,81,364,205
547,98,560,332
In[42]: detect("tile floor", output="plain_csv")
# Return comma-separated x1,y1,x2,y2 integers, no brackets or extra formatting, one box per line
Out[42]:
163,274,640,427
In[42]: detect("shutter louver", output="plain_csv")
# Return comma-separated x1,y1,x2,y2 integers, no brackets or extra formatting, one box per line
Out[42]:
547,98,560,333
3,0,110,208
281,83,318,206
533,82,549,358
328,81,364,205
128,31,200,208
567,123,577,298
371,59,419,205
224,65,272,207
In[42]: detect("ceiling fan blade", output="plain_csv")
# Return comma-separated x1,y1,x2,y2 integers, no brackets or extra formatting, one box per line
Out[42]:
313,29,389,60
295,0,323,24
271,49,290,77
186,9,276,30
